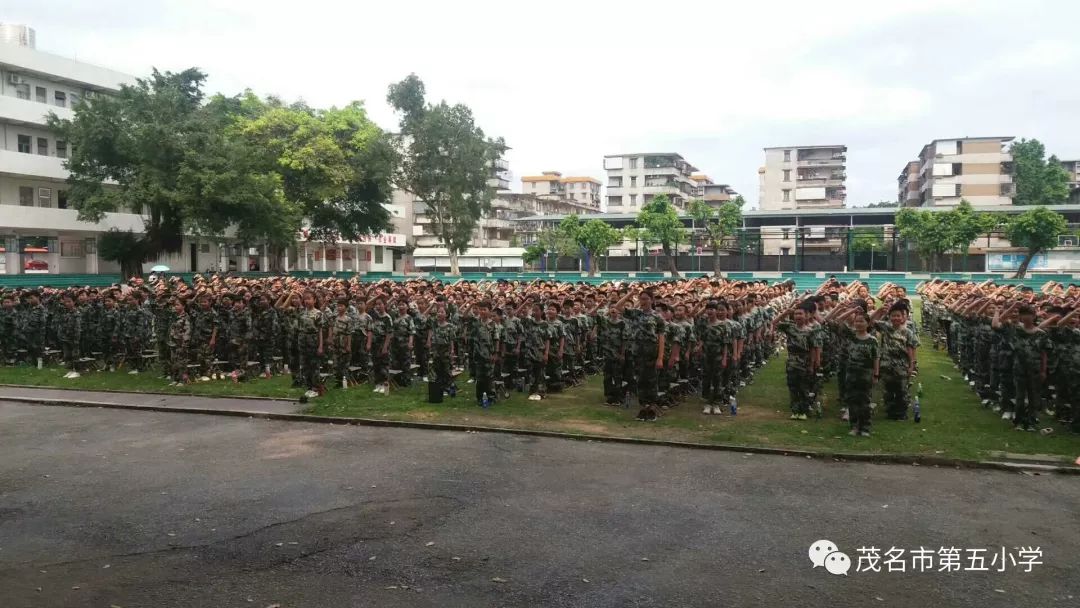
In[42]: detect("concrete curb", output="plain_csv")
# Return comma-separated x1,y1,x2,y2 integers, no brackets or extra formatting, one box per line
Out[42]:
2,394,1077,475
0,383,298,403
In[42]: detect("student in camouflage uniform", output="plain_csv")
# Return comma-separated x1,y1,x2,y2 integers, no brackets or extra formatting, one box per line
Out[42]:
773,301,821,420
57,293,82,377
700,302,730,415
189,293,219,380
224,298,252,380
597,304,626,405
167,300,191,384
0,293,17,363
124,293,153,373
657,304,681,406
431,305,456,397
329,298,353,388
369,298,393,393
543,302,566,394
250,294,277,376
20,290,47,368
498,307,521,391
834,306,879,436
296,290,325,396
993,302,1050,432
472,300,498,406
410,304,431,382
275,291,301,386
872,301,919,421
351,299,372,379
390,300,415,386
624,290,666,421
99,295,121,371
520,302,549,400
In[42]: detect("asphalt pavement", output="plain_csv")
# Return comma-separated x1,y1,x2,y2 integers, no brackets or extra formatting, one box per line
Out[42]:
1,401,1077,608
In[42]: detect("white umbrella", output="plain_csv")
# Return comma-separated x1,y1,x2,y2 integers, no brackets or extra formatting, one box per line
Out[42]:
150,265,170,272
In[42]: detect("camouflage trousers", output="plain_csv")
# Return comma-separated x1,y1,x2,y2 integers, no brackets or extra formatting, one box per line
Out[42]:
298,336,322,390
602,353,623,404
880,368,910,420
701,349,724,405
1012,367,1041,429
785,365,814,415
525,356,545,395
167,341,187,381
844,369,874,432
391,340,411,385
432,347,453,394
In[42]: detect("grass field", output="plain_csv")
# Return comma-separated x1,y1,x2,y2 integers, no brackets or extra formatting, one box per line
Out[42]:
3,300,1079,462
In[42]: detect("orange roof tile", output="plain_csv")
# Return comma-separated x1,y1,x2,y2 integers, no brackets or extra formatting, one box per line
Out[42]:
559,176,601,184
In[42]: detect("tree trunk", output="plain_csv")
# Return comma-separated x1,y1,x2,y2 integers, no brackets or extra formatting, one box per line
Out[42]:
449,250,460,276
589,253,598,277
1014,250,1037,279
663,244,680,277
712,247,721,277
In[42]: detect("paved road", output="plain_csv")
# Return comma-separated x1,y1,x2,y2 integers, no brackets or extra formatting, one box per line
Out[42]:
0,386,300,415
1,402,1077,608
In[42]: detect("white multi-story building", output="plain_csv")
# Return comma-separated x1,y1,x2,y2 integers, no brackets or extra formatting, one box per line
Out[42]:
0,30,403,276
759,145,847,210
907,137,1015,207
603,152,699,212
1057,159,1079,203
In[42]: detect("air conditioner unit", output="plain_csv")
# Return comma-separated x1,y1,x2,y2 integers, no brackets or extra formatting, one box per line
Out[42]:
8,73,25,85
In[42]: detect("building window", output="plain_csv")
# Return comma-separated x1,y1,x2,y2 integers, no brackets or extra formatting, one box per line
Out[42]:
630,176,637,188
629,157,638,169
782,228,791,239
15,83,30,99
374,246,384,264
61,241,84,258
70,92,81,106
58,190,69,209
19,186,34,206
630,194,637,205
782,189,791,202
608,196,623,206
17,134,31,153
54,91,67,107
781,247,791,256
200,243,211,254
38,187,52,207
35,86,47,103
783,169,791,182
56,140,68,158
783,150,791,162
37,137,48,155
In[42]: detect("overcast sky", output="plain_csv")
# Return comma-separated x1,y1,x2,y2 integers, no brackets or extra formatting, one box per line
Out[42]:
8,0,1079,208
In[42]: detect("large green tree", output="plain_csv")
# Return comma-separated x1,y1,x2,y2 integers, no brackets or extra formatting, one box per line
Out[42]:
49,69,395,276
558,216,623,276
688,198,743,276
388,74,505,275
1004,206,1068,278
1011,139,1070,206
636,194,685,276
895,208,953,271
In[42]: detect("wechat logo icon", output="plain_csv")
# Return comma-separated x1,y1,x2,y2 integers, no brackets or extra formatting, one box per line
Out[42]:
809,539,851,576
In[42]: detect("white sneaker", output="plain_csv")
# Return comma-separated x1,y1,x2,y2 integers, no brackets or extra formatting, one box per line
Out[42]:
711,405,723,415
303,390,318,399
992,405,1001,412
703,404,712,414
840,408,849,421
1001,411,1011,420
63,371,75,379
421,376,429,383
128,370,139,375
199,376,210,382
467,378,475,384
68,371,81,379
528,394,542,401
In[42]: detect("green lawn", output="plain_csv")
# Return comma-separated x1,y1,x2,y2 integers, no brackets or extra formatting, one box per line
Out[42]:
4,300,1080,462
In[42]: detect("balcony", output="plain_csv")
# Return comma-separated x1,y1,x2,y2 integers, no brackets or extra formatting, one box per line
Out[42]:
795,177,845,187
0,94,74,126
487,177,510,190
0,149,69,180
797,157,844,167
0,204,145,232
482,218,514,229
492,158,509,171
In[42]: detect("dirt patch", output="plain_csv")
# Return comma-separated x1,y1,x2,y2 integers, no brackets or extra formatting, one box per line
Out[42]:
258,429,332,459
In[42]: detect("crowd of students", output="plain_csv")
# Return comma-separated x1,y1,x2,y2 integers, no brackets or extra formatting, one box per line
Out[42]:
2,272,1075,435
920,278,1080,433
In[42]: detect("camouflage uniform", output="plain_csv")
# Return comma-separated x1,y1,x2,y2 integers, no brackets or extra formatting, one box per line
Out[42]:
331,311,354,385
226,308,252,374
98,305,121,368
473,318,498,404
167,312,191,382
701,319,729,406
990,324,1015,412
351,310,372,376
431,320,456,395
20,303,47,364
777,320,821,416
280,307,301,384
370,311,393,385
57,306,81,369
544,317,566,393
596,311,625,404
126,303,154,371
0,303,17,363
391,311,415,385
188,306,219,376
251,304,278,367
297,307,324,390
874,320,919,420
624,308,665,407
499,314,521,390
1007,325,1051,429
520,316,548,395
411,310,431,380
843,329,879,434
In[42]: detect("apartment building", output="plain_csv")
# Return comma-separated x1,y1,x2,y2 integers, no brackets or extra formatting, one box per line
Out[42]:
897,161,921,206
1060,159,1080,203
520,171,600,211
903,137,1015,207
0,29,404,275
603,152,699,212
759,145,847,211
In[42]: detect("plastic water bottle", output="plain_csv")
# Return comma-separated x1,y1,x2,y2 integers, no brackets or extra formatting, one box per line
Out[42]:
729,396,738,416
913,396,921,423
482,392,490,409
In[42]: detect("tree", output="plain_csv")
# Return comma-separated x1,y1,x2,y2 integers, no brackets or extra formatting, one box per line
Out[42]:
895,208,952,271
636,195,685,276
939,200,1000,269
1004,206,1068,278
559,216,623,276
866,201,898,208
388,74,505,275
50,69,394,276
1011,139,1070,206
688,198,743,276
849,226,885,253
97,229,152,279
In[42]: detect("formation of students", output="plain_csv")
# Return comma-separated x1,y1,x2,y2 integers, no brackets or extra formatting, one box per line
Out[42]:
920,278,1080,434
5,272,1074,436
0,274,795,418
